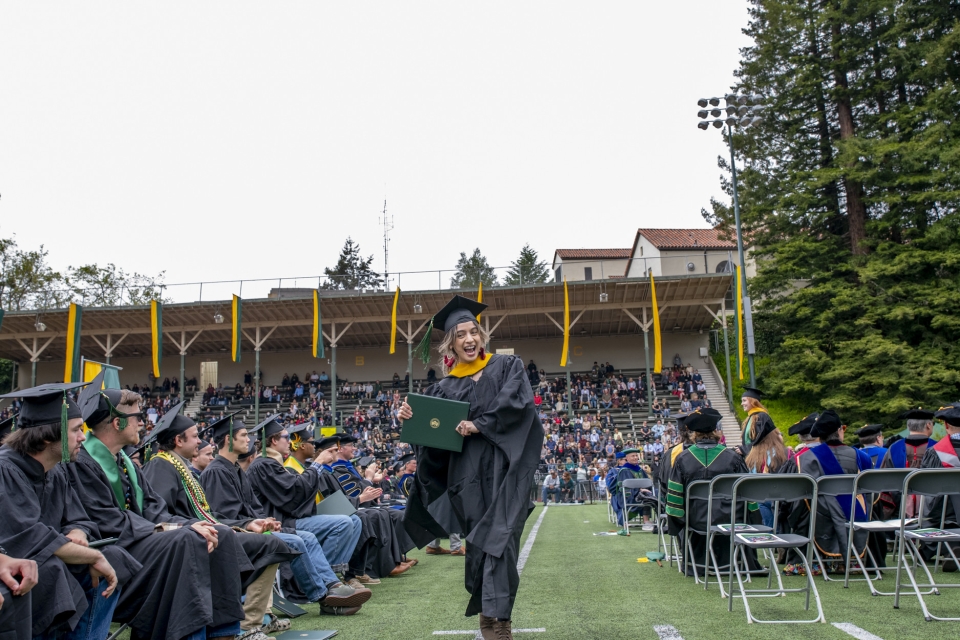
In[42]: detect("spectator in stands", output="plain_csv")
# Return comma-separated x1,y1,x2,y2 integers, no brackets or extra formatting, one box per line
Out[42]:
426,368,437,383
244,370,252,385
392,373,400,387
318,371,329,383
542,470,561,503
680,396,692,413
652,398,663,418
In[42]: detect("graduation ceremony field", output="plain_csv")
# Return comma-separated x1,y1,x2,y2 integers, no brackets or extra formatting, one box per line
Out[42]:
110,502,959,640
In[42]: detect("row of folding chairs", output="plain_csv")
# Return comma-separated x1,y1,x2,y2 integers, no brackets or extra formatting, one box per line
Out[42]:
658,468,960,624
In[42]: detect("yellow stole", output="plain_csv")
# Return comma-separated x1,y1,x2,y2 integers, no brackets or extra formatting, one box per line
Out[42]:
448,353,491,378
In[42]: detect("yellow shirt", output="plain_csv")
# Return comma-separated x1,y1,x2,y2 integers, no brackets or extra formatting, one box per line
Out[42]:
283,456,322,503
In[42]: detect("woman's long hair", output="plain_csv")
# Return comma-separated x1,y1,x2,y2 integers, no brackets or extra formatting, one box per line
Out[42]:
745,427,788,473
437,319,492,375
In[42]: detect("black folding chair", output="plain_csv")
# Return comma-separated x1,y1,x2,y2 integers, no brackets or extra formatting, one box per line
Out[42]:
704,473,771,597
894,468,960,621
811,475,864,583
656,490,681,569
621,478,656,535
727,474,825,624
844,469,919,594
682,480,712,583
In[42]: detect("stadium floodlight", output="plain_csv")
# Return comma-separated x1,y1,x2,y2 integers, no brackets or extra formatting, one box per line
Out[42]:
698,98,709,108
35,321,46,332
737,95,750,106
698,121,710,130
725,105,738,116
738,105,750,116
709,97,721,106
413,303,422,314
724,93,738,105
213,312,224,324
749,115,763,126
749,94,763,103
740,116,753,127
712,119,724,129
599,292,609,303
698,109,709,119
725,116,738,126
710,108,722,117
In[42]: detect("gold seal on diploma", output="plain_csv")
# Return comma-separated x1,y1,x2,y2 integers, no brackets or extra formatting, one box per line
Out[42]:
430,418,440,429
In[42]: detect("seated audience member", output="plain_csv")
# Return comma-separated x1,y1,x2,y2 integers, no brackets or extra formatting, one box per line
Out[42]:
559,471,576,503
140,405,297,637
0,383,127,640
666,408,759,577
542,470,561,503
608,448,655,533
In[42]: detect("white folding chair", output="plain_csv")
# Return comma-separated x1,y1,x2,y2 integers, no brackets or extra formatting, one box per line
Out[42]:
621,478,655,535
704,473,771,597
727,474,825,624
894,468,960,621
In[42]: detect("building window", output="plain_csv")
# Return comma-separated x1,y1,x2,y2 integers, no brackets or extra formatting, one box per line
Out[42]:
555,267,562,282
584,267,593,281
716,260,733,273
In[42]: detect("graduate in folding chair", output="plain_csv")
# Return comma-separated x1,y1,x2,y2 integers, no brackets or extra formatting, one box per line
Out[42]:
918,405,960,571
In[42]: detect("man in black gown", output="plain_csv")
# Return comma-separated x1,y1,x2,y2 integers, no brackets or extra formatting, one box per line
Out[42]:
919,405,960,567
140,404,298,638
200,416,366,614
399,296,544,640
69,379,246,640
0,383,126,640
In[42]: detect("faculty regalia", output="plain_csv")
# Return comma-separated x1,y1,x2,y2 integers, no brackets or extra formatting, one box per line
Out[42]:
69,441,245,640
918,406,960,537
738,388,772,459
404,350,544,621
666,438,758,574
142,452,297,588
609,459,653,526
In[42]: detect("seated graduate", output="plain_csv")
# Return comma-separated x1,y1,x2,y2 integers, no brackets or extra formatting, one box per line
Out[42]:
325,434,418,573
69,374,248,640
314,435,417,579
0,383,129,640
856,424,887,469
609,448,655,534
657,414,692,505
666,407,758,577
919,405,960,568
190,439,216,479
200,415,370,615
140,404,299,638
785,410,874,574
245,416,370,609
0,550,38,639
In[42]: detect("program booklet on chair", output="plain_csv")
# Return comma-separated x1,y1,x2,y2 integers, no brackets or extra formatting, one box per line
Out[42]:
716,524,757,533
736,532,785,545
909,528,957,539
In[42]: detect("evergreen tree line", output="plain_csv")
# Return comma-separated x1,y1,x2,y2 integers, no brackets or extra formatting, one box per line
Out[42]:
703,0,960,425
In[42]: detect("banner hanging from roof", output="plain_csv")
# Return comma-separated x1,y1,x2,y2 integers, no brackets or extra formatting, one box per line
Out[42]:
389,287,400,354
476,281,483,323
735,265,745,380
312,290,325,359
150,300,162,378
231,295,242,363
649,271,662,373
82,359,122,389
560,278,570,367
64,303,83,382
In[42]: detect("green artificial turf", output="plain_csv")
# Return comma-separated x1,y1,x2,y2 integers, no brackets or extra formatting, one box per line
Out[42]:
112,504,959,639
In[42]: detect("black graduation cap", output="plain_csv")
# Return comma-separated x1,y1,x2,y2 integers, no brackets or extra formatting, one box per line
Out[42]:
0,382,90,463
787,413,818,437
357,456,374,467
810,410,843,438
935,405,960,427
288,422,312,439
898,408,935,421
684,407,724,433
315,433,354,451
751,421,778,446
142,401,194,447
0,416,16,443
856,424,884,438
197,439,214,451
208,411,243,450
741,387,764,401
398,452,415,466
414,295,488,364
78,370,136,430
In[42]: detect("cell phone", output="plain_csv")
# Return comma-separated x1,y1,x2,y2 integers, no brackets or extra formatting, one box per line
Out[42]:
89,537,119,549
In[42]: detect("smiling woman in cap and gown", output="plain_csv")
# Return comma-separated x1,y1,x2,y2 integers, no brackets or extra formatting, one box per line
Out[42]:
0,382,132,640
737,387,775,458
398,295,544,640
68,374,248,640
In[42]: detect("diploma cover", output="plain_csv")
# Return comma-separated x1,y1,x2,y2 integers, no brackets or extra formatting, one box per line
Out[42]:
315,489,358,517
400,393,470,453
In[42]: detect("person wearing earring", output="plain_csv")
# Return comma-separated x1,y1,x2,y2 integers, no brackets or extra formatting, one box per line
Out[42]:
399,295,544,640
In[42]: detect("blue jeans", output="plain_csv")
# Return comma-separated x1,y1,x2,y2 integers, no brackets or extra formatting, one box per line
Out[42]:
541,486,560,503
758,501,775,530
275,531,330,601
46,572,120,640
294,514,361,572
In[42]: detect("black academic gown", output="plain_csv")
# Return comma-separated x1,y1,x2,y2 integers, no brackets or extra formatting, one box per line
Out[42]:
920,439,960,533
0,448,139,636
403,354,544,620
246,452,324,528
666,441,759,575
69,447,246,640
0,581,31,640
141,455,298,589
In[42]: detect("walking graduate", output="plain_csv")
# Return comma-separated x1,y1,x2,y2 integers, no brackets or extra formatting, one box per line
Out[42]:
398,295,544,640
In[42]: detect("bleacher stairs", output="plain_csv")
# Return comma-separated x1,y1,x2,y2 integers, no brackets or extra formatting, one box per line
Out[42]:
697,366,742,446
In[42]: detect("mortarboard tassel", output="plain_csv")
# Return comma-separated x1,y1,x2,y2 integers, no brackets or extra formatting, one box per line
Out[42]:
10,415,15,433
413,318,434,365
229,419,234,453
61,393,70,463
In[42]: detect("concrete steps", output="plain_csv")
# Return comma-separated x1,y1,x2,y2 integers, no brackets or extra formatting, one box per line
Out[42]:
697,366,742,446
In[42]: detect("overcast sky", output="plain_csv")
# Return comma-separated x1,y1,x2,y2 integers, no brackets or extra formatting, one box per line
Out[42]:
1,2,751,302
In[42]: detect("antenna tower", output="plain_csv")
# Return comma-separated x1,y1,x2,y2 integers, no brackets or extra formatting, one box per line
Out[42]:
379,200,394,290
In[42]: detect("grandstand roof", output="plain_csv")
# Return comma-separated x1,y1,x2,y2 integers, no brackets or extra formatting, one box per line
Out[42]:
634,228,736,251
0,275,733,362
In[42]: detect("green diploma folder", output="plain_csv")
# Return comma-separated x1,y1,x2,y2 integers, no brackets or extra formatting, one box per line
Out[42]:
315,490,358,517
400,393,470,453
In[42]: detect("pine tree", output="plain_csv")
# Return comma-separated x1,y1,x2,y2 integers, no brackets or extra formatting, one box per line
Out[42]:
504,244,550,285
450,249,499,289
321,237,384,291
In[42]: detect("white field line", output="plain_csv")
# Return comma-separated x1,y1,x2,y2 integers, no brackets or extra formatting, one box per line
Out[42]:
832,623,885,640
653,624,685,640
431,629,546,635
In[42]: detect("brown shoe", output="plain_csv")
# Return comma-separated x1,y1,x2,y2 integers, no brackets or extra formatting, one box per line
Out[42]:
389,563,410,576
345,578,365,590
491,618,513,640
318,583,372,608
405,558,419,566
357,574,381,585
450,547,466,556
425,547,451,555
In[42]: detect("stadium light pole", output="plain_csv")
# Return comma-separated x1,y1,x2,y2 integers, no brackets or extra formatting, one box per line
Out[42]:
697,94,765,388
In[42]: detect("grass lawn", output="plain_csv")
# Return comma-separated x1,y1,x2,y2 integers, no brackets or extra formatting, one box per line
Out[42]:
112,503,959,639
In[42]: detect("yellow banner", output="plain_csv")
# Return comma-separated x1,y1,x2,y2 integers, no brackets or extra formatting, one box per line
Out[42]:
390,287,400,354
736,265,745,380
150,300,162,378
560,279,570,367
649,271,662,373
83,360,103,385
476,281,483,323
